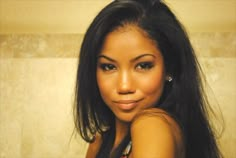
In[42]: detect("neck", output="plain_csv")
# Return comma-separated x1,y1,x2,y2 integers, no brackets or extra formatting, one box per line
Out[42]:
113,118,130,149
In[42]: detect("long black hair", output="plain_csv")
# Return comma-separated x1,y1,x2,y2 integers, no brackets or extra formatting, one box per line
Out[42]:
74,0,223,157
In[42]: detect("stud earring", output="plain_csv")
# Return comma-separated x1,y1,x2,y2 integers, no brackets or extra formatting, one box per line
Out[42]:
166,76,173,82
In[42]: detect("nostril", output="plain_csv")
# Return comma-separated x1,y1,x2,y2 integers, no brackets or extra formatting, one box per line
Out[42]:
117,71,135,94
117,82,135,94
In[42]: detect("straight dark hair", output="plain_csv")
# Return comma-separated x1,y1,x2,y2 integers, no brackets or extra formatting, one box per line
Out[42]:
74,0,223,157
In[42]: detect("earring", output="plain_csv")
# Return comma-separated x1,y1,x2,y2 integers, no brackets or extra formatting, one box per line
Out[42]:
166,76,173,82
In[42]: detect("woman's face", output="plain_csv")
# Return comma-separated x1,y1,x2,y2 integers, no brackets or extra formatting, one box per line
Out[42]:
96,25,166,123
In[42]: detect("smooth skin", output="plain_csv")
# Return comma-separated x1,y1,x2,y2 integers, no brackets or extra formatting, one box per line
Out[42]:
86,25,184,158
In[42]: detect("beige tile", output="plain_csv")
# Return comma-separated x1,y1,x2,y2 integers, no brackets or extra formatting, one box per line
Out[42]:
0,60,24,158
199,57,236,158
0,59,87,158
190,33,236,57
0,34,83,58
1,33,235,58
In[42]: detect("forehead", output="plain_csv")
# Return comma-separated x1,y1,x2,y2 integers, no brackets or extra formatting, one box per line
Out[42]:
107,24,155,44
100,25,159,56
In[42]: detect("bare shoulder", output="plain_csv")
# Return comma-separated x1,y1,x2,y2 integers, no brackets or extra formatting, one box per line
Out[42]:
130,108,185,158
85,133,102,158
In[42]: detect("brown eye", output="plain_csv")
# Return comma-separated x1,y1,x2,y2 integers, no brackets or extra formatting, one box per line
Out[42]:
136,62,154,71
100,64,116,71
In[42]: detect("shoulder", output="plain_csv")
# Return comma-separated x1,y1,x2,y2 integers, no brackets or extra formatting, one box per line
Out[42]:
130,108,185,158
85,133,102,158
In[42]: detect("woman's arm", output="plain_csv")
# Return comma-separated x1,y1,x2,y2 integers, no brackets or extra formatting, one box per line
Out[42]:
130,108,185,158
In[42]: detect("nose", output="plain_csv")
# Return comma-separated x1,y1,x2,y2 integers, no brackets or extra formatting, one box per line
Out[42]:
117,70,135,94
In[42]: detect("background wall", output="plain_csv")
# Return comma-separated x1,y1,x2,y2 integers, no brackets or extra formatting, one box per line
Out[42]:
0,0,235,158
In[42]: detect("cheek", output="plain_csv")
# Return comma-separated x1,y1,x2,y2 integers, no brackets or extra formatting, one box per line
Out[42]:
96,71,113,99
137,71,165,96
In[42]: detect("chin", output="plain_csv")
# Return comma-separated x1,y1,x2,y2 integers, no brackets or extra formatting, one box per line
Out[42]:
115,112,136,123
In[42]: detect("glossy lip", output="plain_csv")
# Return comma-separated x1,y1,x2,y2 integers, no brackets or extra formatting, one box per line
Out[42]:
113,98,143,111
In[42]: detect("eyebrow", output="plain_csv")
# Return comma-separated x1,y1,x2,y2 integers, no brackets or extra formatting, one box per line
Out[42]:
97,55,116,62
97,54,156,62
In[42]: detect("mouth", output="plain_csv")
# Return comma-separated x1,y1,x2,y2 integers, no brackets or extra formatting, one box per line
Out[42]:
113,99,143,111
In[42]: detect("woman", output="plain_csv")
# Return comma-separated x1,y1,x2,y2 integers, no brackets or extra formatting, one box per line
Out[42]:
74,0,222,157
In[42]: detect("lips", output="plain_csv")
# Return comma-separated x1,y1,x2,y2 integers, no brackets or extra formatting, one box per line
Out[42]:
113,99,143,111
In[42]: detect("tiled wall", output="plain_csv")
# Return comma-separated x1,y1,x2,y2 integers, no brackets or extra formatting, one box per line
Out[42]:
1,33,235,158
0,1,235,158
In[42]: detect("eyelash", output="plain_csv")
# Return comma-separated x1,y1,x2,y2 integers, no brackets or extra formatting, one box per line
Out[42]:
136,62,154,71
100,64,116,71
99,62,154,72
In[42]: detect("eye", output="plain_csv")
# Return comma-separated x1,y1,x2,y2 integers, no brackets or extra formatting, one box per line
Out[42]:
100,63,116,71
136,62,154,71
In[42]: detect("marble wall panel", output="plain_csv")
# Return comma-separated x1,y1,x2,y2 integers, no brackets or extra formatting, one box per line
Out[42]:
1,33,235,58
200,58,236,158
190,32,236,57
0,59,87,158
0,34,83,58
